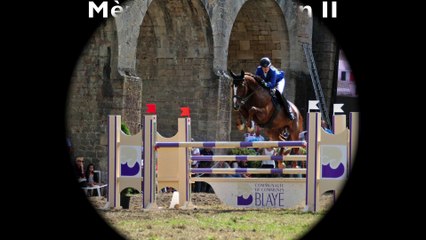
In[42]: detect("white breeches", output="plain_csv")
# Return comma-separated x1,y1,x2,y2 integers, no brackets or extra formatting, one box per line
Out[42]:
276,78,285,94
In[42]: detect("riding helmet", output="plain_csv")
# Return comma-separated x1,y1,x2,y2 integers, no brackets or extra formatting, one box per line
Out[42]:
260,57,271,68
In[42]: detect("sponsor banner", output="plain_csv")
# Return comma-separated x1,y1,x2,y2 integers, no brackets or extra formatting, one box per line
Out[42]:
209,181,305,208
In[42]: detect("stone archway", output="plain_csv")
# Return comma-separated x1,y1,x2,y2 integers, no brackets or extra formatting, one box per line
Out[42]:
136,0,215,140
227,0,290,140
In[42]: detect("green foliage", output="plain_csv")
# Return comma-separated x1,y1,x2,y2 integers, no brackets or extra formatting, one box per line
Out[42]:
121,122,131,135
248,160,262,168
122,188,139,196
228,148,261,168
126,188,139,195
228,148,257,155
298,147,307,155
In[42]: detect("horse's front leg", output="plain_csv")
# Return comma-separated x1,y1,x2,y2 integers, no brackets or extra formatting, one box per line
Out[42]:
247,106,266,132
233,110,245,131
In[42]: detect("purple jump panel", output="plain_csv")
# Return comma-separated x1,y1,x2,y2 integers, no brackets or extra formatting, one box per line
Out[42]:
203,142,216,148
236,156,248,161
191,168,213,174
156,142,180,147
278,141,305,147
236,168,248,173
240,142,254,147
191,156,214,161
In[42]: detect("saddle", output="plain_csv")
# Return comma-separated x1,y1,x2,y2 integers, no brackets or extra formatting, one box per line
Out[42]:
260,84,286,109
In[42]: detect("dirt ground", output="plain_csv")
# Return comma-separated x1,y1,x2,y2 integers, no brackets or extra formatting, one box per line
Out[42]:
89,192,334,211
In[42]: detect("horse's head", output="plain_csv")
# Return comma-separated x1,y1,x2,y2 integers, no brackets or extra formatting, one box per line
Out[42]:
230,70,245,86
230,70,249,110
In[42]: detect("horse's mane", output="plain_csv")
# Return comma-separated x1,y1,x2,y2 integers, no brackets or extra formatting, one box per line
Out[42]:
244,72,263,84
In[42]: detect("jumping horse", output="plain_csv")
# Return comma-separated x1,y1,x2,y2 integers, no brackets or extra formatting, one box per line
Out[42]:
230,70,304,168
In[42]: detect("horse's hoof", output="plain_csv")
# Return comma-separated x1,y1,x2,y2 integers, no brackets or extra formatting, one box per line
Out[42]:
247,125,255,133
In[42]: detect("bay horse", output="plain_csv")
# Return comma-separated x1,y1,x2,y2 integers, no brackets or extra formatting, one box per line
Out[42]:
230,70,304,167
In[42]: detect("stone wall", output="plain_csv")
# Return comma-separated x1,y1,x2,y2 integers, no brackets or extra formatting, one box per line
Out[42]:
67,18,121,171
66,0,344,172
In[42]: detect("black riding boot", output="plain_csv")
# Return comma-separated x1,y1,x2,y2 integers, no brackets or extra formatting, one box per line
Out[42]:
280,94,295,121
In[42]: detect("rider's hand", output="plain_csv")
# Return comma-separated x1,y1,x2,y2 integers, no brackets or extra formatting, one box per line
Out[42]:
261,80,268,88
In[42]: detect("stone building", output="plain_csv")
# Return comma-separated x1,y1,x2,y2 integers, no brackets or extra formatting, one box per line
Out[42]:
67,0,343,171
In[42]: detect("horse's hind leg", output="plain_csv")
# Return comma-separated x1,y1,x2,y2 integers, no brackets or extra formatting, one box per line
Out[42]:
290,131,300,155
277,147,291,170
288,124,303,168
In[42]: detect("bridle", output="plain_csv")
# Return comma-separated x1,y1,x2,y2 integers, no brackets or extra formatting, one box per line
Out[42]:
232,76,261,111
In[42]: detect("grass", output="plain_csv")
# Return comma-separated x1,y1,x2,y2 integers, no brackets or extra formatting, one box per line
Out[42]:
99,208,325,240
89,192,333,240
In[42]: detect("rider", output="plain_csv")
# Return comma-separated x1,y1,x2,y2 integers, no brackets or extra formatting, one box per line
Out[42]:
255,57,294,120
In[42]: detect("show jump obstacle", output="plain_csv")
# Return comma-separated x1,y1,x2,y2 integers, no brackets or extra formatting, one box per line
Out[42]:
107,102,359,212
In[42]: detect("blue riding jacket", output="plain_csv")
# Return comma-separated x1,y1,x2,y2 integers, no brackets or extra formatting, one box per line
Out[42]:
255,65,284,89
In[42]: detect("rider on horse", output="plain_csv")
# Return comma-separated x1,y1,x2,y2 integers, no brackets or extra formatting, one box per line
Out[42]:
255,57,295,121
